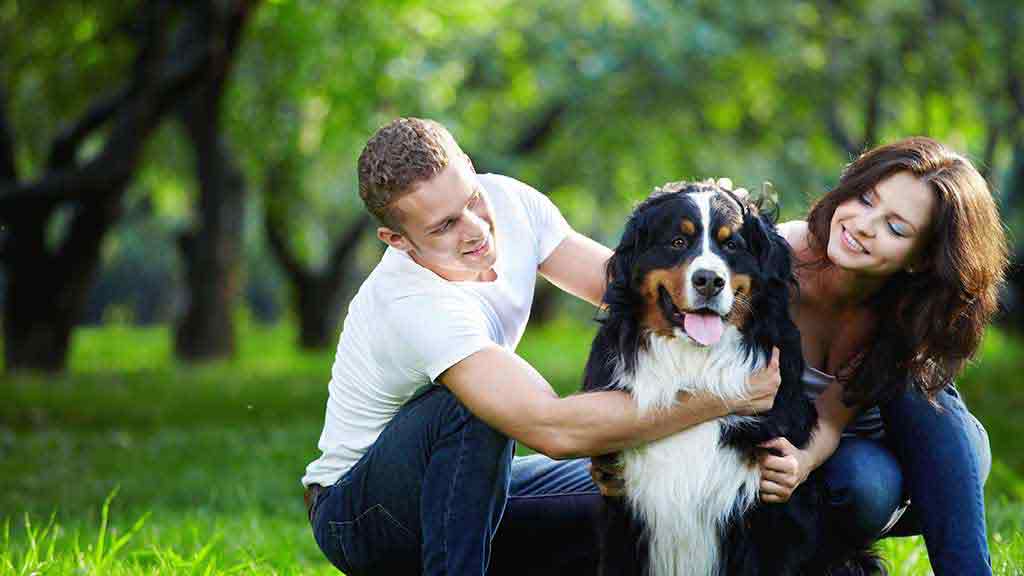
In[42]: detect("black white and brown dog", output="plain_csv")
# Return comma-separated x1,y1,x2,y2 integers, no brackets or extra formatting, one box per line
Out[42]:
583,180,882,575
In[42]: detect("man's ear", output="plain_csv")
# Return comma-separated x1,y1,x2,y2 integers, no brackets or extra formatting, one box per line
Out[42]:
377,226,413,252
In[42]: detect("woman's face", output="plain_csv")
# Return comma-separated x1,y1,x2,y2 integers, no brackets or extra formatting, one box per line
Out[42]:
827,171,935,276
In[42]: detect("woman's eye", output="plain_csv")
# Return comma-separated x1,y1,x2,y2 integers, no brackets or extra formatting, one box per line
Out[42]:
859,192,872,206
672,237,688,249
888,222,908,237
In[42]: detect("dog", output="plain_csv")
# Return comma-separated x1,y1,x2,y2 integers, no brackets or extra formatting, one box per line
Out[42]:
582,180,882,575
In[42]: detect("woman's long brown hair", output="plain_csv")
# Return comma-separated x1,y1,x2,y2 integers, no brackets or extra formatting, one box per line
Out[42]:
805,137,1009,406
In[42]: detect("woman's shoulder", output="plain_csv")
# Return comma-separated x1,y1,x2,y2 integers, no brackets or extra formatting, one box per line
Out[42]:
774,220,821,301
775,220,809,252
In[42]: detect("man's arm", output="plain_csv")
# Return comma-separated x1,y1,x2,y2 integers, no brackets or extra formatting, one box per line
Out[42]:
538,230,613,308
440,344,781,459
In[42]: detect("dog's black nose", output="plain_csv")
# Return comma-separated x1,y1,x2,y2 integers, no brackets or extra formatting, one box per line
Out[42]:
693,269,725,297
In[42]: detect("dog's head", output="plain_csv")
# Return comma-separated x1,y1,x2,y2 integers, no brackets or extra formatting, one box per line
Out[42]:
602,180,794,371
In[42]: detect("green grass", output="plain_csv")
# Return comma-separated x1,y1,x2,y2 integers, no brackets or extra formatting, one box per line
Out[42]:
0,319,1022,574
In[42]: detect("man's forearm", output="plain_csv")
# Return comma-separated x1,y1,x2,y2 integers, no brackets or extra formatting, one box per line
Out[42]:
442,346,734,461
538,389,730,459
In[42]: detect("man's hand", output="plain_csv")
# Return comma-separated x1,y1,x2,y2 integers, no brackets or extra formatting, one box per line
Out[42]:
757,437,812,503
727,347,781,416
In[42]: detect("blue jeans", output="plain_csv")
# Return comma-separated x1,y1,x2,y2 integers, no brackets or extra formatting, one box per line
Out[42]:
818,385,992,575
309,385,602,575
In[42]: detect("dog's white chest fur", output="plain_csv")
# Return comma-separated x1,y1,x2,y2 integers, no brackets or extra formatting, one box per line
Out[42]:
618,328,764,576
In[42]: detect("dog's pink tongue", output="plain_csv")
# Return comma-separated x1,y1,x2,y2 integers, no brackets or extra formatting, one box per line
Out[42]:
683,312,724,346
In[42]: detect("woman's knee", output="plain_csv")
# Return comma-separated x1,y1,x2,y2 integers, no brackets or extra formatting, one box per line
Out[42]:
821,438,905,541
965,411,992,485
889,385,991,486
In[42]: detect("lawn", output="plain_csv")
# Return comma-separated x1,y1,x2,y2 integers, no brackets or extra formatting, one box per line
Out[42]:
0,318,1022,574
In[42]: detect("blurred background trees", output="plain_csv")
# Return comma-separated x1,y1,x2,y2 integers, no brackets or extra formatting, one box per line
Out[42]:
1,0,1021,373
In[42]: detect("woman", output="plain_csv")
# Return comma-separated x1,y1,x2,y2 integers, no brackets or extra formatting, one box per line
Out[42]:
755,137,1008,574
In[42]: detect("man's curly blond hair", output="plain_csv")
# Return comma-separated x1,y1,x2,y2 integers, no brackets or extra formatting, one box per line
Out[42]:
357,118,467,230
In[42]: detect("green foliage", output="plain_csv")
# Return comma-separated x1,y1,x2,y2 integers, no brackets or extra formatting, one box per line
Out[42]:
5,0,1021,330
0,0,136,176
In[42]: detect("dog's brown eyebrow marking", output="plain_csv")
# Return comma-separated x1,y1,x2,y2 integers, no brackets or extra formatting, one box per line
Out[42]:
717,226,734,242
680,219,696,235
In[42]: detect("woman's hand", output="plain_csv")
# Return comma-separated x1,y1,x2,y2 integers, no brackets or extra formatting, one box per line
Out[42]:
757,437,813,503
728,347,781,416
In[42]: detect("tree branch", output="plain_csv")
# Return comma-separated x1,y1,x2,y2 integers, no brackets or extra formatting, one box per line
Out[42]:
863,56,883,150
1009,69,1024,117
510,101,569,156
826,102,859,158
0,24,212,220
822,33,860,158
52,1,181,172
263,163,311,287
980,119,999,183
47,87,133,170
324,213,372,282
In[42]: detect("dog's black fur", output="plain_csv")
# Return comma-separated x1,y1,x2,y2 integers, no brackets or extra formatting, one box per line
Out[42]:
583,183,884,575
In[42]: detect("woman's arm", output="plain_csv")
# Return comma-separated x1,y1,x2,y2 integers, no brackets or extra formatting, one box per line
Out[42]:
758,379,859,502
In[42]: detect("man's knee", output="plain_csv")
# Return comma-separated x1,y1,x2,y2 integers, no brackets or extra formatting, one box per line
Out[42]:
428,386,514,463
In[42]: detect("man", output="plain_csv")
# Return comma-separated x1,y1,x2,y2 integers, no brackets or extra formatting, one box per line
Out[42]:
302,117,781,575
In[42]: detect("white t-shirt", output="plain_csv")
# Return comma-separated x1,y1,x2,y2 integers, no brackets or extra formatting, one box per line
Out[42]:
302,173,571,487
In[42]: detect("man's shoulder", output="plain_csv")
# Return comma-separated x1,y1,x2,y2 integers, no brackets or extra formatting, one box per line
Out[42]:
478,173,539,204
478,172,524,190
368,251,470,305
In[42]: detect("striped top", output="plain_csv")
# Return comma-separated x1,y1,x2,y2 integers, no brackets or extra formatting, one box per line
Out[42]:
802,366,885,439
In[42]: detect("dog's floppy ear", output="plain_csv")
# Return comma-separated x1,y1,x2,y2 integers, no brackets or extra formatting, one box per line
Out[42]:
743,212,791,287
599,210,648,377
603,212,643,310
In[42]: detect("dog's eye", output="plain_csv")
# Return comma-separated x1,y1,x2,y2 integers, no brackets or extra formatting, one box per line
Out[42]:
724,239,738,250
671,237,688,249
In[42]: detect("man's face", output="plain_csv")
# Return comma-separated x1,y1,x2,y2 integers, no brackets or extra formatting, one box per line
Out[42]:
379,159,498,282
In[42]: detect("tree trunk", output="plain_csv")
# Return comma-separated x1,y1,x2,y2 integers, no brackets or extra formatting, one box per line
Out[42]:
1002,140,1024,332
264,183,372,350
172,2,252,362
0,1,234,373
3,212,71,372
174,112,246,361
295,278,344,349
530,281,561,326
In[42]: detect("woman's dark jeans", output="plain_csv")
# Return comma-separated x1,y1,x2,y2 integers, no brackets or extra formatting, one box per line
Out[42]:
819,385,992,575
308,385,601,576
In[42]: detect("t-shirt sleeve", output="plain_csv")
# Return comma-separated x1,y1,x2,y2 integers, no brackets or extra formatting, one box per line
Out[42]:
506,177,571,263
386,291,494,382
